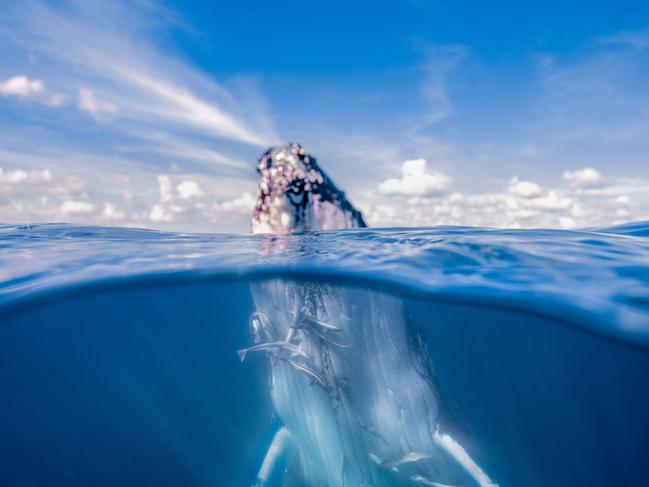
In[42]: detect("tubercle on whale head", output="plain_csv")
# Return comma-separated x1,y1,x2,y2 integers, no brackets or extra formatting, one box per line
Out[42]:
251,143,367,235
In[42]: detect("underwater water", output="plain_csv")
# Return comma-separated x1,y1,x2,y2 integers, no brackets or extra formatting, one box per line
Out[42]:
1,222,649,486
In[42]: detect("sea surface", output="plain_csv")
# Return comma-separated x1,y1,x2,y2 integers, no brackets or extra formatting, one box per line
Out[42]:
1,222,649,486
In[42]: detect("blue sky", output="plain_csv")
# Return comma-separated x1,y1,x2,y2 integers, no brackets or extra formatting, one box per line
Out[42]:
0,0,648,232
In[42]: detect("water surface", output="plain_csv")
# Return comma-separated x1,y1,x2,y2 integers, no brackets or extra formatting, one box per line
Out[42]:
1,222,648,486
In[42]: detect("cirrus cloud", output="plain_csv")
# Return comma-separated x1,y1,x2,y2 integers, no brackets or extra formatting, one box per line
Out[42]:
0,0,278,184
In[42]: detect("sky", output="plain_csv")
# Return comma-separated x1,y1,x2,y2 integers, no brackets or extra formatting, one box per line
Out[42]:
1,0,648,233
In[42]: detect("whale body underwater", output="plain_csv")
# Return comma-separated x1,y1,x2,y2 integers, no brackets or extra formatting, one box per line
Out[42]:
243,144,497,486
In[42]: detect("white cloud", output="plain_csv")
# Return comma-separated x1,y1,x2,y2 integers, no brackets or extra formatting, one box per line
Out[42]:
212,192,255,213
0,75,43,97
562,167,603,188
526,190,572,210
78,88,116,116
0,159,647,234
0,162,256,231
0,75,67,108
102,202,125,221
61,200,95,215
615,195,630,205
145,173,253,227
379,159,450,196
0,167,52,184
149,203,174,223
559,216,577,229
177,180,203,199
507,177,544,198
363,167,649,230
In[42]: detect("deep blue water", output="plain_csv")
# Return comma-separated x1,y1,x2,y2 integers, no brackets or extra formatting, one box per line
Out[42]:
1,222,649,486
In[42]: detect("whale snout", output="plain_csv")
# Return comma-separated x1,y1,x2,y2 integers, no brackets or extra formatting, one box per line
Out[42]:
252,142,366,234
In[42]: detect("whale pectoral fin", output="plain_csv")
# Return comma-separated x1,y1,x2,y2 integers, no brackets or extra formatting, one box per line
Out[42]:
253,427,294,487
432,432,498,487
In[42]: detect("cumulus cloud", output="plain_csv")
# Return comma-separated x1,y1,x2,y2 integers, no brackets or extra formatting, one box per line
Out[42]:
177,180,203,199
212,192,255,213
507,177,544,198
145,173,255,229
0,159,647,233
562,167,603,188
149,203,173,223
102,202,125,221
0,167,52,184
0,164,98,223
61,200,95,215
78,88,117,116
0,75,67,108
0,76,44,97
615,195,630,205
364,167,649,230
379,159,450,196
526,190,573,211
0,163,256,232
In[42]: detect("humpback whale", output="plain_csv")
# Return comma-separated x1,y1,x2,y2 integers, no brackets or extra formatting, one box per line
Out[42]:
245,143,496,486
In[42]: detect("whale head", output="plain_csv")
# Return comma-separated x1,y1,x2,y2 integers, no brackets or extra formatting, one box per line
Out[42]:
252,143,367,234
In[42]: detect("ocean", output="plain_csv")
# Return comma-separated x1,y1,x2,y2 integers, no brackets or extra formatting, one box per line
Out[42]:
1,222,649,486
